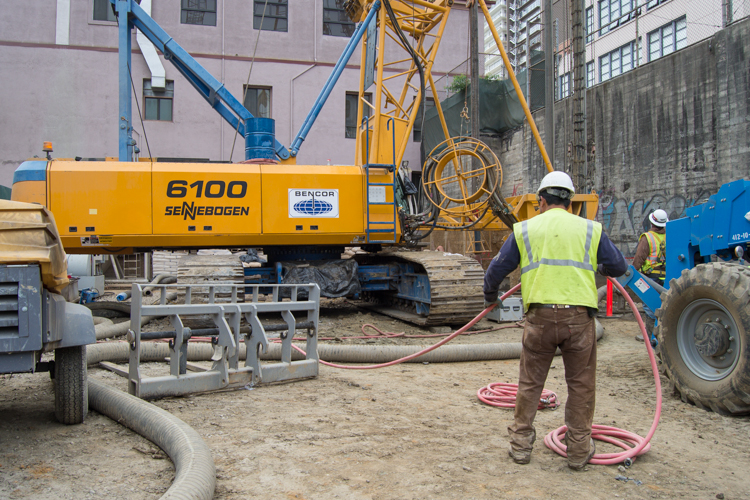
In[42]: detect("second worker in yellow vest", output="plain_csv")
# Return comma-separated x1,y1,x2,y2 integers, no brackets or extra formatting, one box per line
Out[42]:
632,209,668,342
483,171,627,470
632,209,668,285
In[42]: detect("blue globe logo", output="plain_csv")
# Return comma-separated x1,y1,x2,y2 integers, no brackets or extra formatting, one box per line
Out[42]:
294,199,334,215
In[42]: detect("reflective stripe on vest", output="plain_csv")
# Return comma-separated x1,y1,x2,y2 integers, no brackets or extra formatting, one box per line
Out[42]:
519,219,595,274
514,208,602,311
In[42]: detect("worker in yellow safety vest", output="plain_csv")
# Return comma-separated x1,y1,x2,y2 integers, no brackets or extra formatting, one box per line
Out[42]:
632,209,668,341
633,209,668,285
483,171,627,470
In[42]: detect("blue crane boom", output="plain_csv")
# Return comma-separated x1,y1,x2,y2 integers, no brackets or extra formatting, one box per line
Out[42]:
110,0,290,161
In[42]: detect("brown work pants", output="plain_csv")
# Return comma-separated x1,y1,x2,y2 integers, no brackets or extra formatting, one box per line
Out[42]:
508,306,597,464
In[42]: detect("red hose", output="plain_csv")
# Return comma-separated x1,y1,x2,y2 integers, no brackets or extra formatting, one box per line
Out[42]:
147,274,659,466
289,284,522,370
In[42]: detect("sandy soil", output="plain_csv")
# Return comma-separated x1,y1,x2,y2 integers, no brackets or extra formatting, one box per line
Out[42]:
1,299,749,500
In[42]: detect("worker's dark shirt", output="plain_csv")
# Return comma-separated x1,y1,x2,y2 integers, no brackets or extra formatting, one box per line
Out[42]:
483,228,628,303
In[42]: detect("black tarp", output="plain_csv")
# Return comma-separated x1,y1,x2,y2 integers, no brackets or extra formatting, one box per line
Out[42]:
279,259,361,299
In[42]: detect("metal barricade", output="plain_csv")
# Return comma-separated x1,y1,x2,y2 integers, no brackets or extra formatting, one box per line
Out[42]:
125,283,320,398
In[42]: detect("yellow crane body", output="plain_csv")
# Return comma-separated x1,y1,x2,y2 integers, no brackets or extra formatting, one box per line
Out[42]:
12,159,397,253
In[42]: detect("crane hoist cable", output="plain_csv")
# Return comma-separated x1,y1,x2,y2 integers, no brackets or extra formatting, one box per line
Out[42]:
229,0,270,162
382,0,426,145
127,62,153,160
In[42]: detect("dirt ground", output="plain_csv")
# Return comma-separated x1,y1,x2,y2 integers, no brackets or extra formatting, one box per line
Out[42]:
1,298,749,500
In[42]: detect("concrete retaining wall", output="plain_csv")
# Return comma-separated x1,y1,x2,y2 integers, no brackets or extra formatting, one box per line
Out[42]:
483,17,750,257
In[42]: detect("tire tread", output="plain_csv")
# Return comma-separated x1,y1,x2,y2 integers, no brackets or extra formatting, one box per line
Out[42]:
54,346,88,425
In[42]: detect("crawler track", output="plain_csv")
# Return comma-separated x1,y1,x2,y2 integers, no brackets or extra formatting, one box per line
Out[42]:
362,250,486,326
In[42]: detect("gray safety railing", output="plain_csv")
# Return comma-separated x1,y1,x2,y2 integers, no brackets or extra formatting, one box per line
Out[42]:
124,282,320,399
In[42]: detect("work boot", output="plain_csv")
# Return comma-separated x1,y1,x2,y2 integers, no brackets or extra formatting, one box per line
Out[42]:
508,447,531,465
568,439,596,471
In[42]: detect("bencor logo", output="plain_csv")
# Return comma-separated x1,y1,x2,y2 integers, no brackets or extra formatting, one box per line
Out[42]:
293,198,334,215
289,189,339,218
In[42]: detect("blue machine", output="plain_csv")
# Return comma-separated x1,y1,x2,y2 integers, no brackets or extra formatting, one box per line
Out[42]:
616,179,750,415
79,288,100,304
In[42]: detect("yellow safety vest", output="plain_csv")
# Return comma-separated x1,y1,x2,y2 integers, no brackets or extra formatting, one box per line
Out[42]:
639,231,666,276
514,208,602,312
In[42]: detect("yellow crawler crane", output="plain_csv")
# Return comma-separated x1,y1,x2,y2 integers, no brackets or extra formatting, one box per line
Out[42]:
11,0,597,325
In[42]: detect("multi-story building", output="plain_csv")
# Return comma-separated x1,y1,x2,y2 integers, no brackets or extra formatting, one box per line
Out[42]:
554,0,750,97
506,0,543,75
483,1,509,78
0,0,472,187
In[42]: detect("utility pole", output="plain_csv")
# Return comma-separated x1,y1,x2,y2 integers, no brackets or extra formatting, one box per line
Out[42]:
722,0,733,27
470,0,481,252
544,0,555,168
571,0,585,193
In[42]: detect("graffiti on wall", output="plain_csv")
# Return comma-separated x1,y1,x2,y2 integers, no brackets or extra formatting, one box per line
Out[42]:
595,189,713,257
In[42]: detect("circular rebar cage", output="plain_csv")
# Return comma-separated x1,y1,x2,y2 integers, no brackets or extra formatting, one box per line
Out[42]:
421,137,503,220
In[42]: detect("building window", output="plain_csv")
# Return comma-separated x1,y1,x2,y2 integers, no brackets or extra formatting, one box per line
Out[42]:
324,0,355,37
345,92,372,139
647,0,670,9
599,41,636,82
93,0,116,22
413,97,435,142
254,0,288,32
586,61,595,87
599,0,634,35
558,72,571,100
243,86,271,118
648,17,687,61
181,0,217,26
585,7,594,43
144,80,174,121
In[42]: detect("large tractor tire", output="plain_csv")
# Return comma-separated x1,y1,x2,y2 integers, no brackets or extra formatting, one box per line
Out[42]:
54,345,88,424
656,262,750,415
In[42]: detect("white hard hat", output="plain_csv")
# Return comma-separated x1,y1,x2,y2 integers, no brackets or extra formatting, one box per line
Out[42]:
649,209,669,227
537,171,575,199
